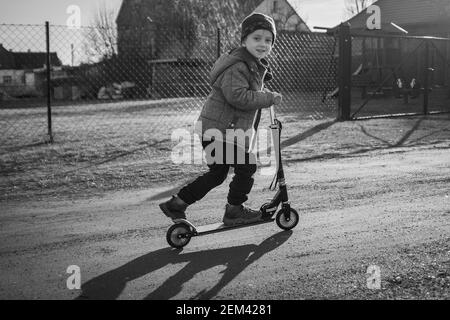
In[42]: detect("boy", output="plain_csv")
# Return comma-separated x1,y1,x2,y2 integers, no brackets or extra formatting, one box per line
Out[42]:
160,13,282,226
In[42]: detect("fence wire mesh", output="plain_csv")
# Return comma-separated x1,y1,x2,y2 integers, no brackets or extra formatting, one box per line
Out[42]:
350,34,450,119
0,23,337,200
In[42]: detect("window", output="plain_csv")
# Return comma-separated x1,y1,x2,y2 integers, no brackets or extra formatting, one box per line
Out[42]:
3,76,12,84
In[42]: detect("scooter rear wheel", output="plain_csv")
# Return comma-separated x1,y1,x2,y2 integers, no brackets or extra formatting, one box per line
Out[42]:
167,223,192,249
276,208,299,230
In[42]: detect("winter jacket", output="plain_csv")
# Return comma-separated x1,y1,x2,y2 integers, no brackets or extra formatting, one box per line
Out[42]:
194,46,276,151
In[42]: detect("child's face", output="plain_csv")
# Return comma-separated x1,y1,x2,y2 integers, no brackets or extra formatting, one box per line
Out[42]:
243,29,273,60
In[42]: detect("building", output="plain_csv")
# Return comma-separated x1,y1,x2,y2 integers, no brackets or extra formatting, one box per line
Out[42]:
344,0,450,37
0,44,62,98
342,0,450,97
115,0,309,59
114,0,310,97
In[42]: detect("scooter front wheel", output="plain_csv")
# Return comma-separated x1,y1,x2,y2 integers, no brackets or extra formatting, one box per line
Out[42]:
167,223,192,249
276,208,299,230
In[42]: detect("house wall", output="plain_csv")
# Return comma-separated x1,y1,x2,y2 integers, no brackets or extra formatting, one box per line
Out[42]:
0,69,42,97
0,70,25,85
0,69,48,98
149,60,212,98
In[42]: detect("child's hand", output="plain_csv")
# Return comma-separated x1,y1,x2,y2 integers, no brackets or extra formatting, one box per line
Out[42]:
272,92,283,105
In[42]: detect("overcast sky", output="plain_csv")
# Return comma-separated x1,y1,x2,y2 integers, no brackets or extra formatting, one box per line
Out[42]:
0,0,348,28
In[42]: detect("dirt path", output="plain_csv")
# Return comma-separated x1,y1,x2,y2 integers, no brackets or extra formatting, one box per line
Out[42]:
1,141,448,300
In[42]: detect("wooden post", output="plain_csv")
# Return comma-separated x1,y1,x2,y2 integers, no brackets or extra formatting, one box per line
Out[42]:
217,27,221,59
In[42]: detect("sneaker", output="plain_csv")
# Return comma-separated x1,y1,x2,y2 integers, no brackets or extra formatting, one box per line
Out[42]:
159,195,188,221
222,204,262,226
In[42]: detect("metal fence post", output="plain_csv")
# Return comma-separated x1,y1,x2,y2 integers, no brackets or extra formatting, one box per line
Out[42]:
217,27,221,59
45,21,53,143
338,23,352,121
423,41,429,115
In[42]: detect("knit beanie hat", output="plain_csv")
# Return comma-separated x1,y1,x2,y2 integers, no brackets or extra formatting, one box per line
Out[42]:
241,13,277,45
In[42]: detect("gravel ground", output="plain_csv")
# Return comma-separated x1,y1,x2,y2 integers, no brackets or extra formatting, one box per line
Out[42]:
0,112,449,300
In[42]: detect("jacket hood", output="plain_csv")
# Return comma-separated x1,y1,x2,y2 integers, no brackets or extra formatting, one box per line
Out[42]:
209,47,272,85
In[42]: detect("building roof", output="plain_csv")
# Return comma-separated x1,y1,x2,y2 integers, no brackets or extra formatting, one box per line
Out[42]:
0,44,62,70
285,0,310,31
252,0,310,32
116,0,147,27
285,0,302,19
12,52,62,69
0,44,15,69
344,0,450,31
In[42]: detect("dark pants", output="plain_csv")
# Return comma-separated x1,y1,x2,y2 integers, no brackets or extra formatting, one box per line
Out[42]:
178,139,257,206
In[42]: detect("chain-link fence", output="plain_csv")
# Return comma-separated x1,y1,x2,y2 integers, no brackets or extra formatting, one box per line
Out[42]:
350,34,450,119
0,23,337,200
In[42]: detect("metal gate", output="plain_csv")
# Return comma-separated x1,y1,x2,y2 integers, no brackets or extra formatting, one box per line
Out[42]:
332,24,450,120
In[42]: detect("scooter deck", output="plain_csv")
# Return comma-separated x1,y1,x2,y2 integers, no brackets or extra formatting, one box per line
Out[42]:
195,218,275,236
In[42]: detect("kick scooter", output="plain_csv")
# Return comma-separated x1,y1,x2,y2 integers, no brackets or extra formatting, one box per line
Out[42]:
166,106,299,249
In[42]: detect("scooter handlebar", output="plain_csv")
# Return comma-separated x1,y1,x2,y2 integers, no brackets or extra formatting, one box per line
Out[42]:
269,105,277,125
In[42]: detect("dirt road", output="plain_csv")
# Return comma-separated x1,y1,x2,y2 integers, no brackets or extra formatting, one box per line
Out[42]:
1,138,449,299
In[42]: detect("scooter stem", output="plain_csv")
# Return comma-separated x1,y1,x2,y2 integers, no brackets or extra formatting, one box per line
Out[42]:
269,105,276,125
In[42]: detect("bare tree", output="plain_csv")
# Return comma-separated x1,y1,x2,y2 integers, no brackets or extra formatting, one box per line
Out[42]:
344,0,374,19
169,0,260,33
114,0,262,60
149,0,260,57
83,1,118,63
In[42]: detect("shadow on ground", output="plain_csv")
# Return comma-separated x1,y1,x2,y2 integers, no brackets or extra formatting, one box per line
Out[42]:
285,117,448,164
75,230,292,300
